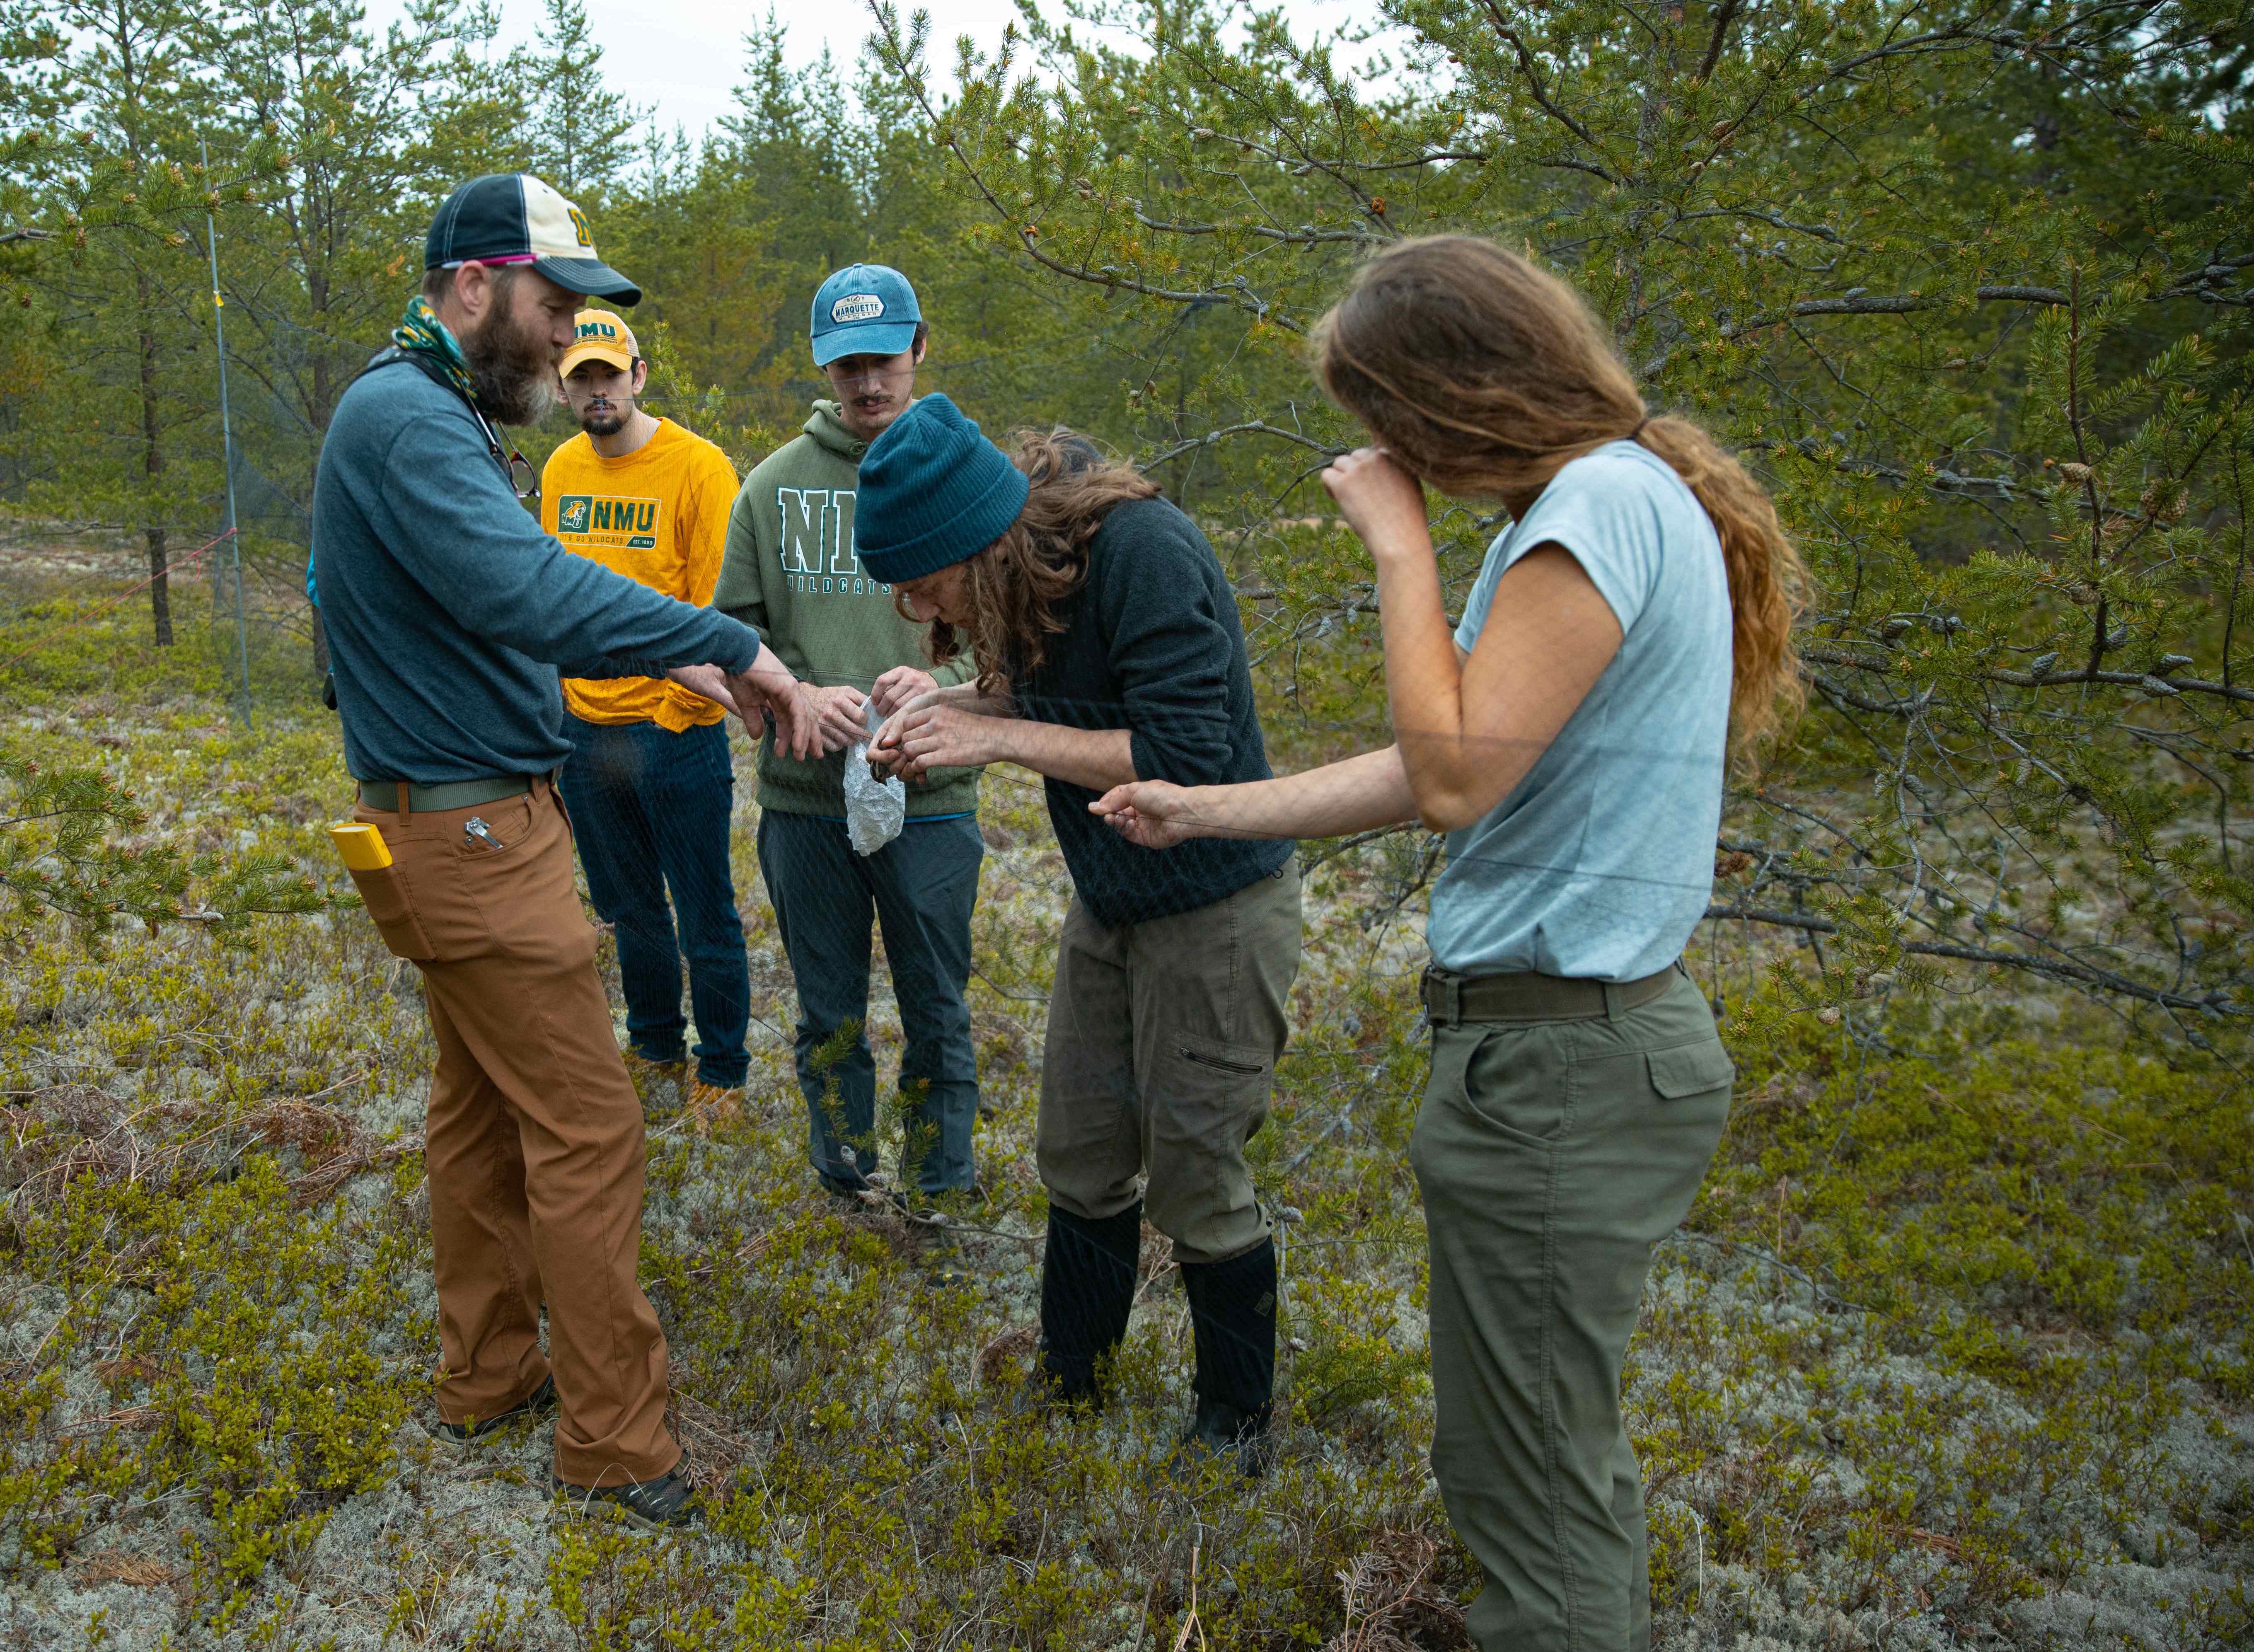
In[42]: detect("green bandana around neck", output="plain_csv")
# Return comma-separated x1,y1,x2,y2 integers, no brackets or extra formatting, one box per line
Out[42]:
391,293,479,405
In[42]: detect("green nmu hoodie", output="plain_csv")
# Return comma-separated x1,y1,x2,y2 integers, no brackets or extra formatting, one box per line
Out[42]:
713,401,981,819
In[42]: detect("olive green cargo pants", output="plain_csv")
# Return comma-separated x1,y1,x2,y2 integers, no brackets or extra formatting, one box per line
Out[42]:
1037,859,1301,1264
1409,966,1733,1652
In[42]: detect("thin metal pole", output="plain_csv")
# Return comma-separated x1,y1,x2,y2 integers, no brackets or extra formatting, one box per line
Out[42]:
202,137,251,727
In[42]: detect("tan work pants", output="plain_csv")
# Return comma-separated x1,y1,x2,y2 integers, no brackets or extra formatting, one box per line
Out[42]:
350,779,679,1488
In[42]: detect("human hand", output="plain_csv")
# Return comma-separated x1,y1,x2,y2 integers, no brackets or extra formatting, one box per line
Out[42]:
807,684,871,752
666,663,735,710
1321,447,1432,560
731,650,823,761
867,699,1004,783
673,661,793,747
870,665,939,717
1087,780,1207,849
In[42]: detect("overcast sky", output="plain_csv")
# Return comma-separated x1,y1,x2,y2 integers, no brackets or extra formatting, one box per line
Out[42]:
364,0,1081,143
363,1,1389,148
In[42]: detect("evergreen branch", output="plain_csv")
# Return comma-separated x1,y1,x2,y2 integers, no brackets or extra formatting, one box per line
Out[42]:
1693,0,1746,84
1476,5,1618,179
1139,421,1347,471
1703,906,2246,1016
0,227,53,245
1129,210,1381,249
1671,206,1847,245
1640,278,2240,377
1801,644,2254,706
870,29,1304,332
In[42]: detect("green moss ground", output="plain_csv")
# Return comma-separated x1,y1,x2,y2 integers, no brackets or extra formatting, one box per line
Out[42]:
0,586,2246,1649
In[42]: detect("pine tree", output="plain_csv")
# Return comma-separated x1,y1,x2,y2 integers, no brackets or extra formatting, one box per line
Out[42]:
41,0,223,646
873,0,2254,1039
517,0,641,201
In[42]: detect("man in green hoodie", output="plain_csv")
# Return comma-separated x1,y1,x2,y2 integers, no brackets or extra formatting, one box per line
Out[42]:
713,264,983,1200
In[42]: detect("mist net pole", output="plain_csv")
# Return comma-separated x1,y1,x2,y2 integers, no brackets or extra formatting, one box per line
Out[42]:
202,137,252,727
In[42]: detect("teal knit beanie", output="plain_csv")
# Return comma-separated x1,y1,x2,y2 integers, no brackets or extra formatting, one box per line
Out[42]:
855,394,1030,584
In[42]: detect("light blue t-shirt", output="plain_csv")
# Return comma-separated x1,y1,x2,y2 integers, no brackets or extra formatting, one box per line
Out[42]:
1428,440,1732,981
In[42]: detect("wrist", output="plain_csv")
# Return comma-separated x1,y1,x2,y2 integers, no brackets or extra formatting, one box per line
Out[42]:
1367,522,1435,563
974,714,1014,767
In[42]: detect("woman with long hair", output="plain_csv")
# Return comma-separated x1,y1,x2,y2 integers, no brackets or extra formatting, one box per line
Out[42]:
1093,235,1806,1648
854,394,1302,1476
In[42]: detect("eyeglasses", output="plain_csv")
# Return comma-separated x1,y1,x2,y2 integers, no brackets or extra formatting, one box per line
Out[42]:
470,405,540,502
825,361,913,389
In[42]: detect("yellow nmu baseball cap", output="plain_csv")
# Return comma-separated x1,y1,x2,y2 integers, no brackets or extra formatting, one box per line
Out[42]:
560,309,638,377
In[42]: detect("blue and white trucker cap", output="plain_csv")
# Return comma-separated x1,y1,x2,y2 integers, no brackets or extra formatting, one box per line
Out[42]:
810,264,921,366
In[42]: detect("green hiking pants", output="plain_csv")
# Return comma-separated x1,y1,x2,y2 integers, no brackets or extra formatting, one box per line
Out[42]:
1038,859,1301,1265
1408,965,1734,1652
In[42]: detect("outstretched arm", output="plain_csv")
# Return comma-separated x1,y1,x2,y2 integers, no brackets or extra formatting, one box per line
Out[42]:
1091,745,1418,848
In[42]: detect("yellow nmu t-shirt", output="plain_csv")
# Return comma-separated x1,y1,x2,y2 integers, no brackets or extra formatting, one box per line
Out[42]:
541,419,741,730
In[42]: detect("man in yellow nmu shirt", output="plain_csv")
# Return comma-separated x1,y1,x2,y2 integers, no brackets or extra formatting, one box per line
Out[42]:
544,309,747,1127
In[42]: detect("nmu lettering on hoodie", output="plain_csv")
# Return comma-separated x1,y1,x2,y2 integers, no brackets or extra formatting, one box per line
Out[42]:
714,400,982,820
773,486,891,595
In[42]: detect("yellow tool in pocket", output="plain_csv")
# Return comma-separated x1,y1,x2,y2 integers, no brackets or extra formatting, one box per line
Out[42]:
328,822,393,871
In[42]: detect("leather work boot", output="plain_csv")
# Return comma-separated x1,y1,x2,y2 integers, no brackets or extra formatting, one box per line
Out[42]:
684,1079,743,1134
553,1463,701,1530
430,1374,556,1443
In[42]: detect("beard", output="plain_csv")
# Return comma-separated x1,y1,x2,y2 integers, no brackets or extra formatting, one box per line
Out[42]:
578,403,628,438
462,300,562,426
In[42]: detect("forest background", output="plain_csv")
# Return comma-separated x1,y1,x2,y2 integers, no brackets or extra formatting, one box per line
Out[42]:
0,0,2250,1647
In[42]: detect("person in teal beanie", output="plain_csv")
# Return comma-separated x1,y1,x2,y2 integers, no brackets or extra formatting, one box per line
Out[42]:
863,394,1301,1478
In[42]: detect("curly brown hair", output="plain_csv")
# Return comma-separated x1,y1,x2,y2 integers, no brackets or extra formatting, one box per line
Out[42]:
908,429,1159,696
1312,235,1809,760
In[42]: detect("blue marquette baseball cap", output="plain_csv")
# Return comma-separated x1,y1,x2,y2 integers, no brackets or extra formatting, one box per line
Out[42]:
810,264,921,366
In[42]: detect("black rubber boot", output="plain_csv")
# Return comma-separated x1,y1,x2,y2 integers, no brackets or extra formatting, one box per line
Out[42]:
1033,1201,1142,1405
1177,1238,1279,1477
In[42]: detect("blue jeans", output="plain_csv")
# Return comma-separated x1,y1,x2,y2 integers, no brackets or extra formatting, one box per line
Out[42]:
757,810,982,1194
558,715,750,1088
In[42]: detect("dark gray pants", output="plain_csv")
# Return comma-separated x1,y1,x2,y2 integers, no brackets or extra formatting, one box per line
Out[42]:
1037,859,1301,1264
1409,966,1733,1652
758,810,982,1194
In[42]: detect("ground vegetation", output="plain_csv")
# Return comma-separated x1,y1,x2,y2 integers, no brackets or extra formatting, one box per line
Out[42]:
0,0,2248,1645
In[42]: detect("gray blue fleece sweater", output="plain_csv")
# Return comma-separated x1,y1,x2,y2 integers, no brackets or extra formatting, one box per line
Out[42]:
312,359,761,784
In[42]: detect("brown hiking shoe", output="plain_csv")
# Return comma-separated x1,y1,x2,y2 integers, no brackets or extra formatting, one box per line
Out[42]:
621,1050,686,1109
684,1080,743,1134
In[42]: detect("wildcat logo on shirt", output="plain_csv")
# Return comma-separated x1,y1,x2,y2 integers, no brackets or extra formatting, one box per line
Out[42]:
556,494,659,550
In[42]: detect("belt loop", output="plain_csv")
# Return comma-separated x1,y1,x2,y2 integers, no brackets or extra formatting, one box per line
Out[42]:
396,779,411,828
1602,979,1624,1022
1439,970,1461,1028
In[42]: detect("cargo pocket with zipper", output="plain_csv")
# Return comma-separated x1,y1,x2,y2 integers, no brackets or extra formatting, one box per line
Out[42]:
1156,1033,1275,1157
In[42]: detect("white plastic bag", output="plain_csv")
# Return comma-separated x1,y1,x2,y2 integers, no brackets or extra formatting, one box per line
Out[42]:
844,696,906,856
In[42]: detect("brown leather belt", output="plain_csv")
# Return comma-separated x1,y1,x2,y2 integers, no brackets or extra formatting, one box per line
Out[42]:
1421,961,1682,1026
